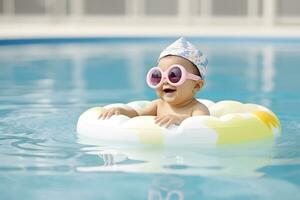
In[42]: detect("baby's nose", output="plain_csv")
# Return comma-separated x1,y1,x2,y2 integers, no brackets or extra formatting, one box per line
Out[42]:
162,77,168,84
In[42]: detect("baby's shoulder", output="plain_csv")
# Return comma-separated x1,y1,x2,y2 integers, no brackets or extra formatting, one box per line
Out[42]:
150,99,162,105
154,99,165,106
192,100,210,115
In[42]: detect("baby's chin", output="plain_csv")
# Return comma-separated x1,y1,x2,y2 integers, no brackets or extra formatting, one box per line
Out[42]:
159,91,179,103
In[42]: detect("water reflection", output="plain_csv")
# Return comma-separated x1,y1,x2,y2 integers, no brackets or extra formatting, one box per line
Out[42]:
0,43,153,106
76,136,278,178
2,41,299,106
1,40,300,199
149,176,185,200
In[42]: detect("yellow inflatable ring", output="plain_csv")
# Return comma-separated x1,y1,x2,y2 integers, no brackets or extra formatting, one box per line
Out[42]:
76,99,281,146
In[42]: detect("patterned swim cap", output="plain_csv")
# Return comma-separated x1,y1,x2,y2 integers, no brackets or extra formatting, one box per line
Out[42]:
158,37,208,79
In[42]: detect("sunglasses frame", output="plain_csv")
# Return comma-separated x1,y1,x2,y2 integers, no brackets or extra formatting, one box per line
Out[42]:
146,64,202,88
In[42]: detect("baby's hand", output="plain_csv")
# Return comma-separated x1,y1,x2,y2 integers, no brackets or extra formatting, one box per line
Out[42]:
99,107,124,120
154,115,182,128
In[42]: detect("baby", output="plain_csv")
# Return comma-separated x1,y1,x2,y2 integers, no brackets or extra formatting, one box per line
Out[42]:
99,37,210,127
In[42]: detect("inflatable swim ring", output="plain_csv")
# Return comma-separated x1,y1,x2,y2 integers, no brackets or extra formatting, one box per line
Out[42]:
76,99,281,146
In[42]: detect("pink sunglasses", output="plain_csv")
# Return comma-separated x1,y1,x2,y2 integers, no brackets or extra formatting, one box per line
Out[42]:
146,64,202,88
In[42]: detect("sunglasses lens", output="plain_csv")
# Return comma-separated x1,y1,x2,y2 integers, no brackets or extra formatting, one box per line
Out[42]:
168,67,182,84
150,69,162,86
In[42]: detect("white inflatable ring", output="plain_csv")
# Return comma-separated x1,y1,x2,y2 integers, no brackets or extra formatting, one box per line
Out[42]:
76,99,281,146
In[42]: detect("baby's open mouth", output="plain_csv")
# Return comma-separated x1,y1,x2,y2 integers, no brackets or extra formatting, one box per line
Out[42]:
163,88,176,93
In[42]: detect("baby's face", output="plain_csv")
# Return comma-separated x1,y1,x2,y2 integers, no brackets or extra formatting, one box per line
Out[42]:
156,56,203,106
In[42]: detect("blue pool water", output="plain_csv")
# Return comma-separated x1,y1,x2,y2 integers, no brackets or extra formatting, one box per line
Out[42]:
0,38,299,200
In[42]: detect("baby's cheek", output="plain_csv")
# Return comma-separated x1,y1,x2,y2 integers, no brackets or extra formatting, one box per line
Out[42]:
175,89,185,98
181,90,191,97
155,90,162,97
178,84,192,93
178,86,194,97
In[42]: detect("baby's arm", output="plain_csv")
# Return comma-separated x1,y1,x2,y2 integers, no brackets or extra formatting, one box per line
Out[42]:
155,114,189,127
99,105,139,119
99,100,158,119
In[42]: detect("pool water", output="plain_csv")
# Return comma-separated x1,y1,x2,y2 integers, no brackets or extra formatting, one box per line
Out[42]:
0,38,299,200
